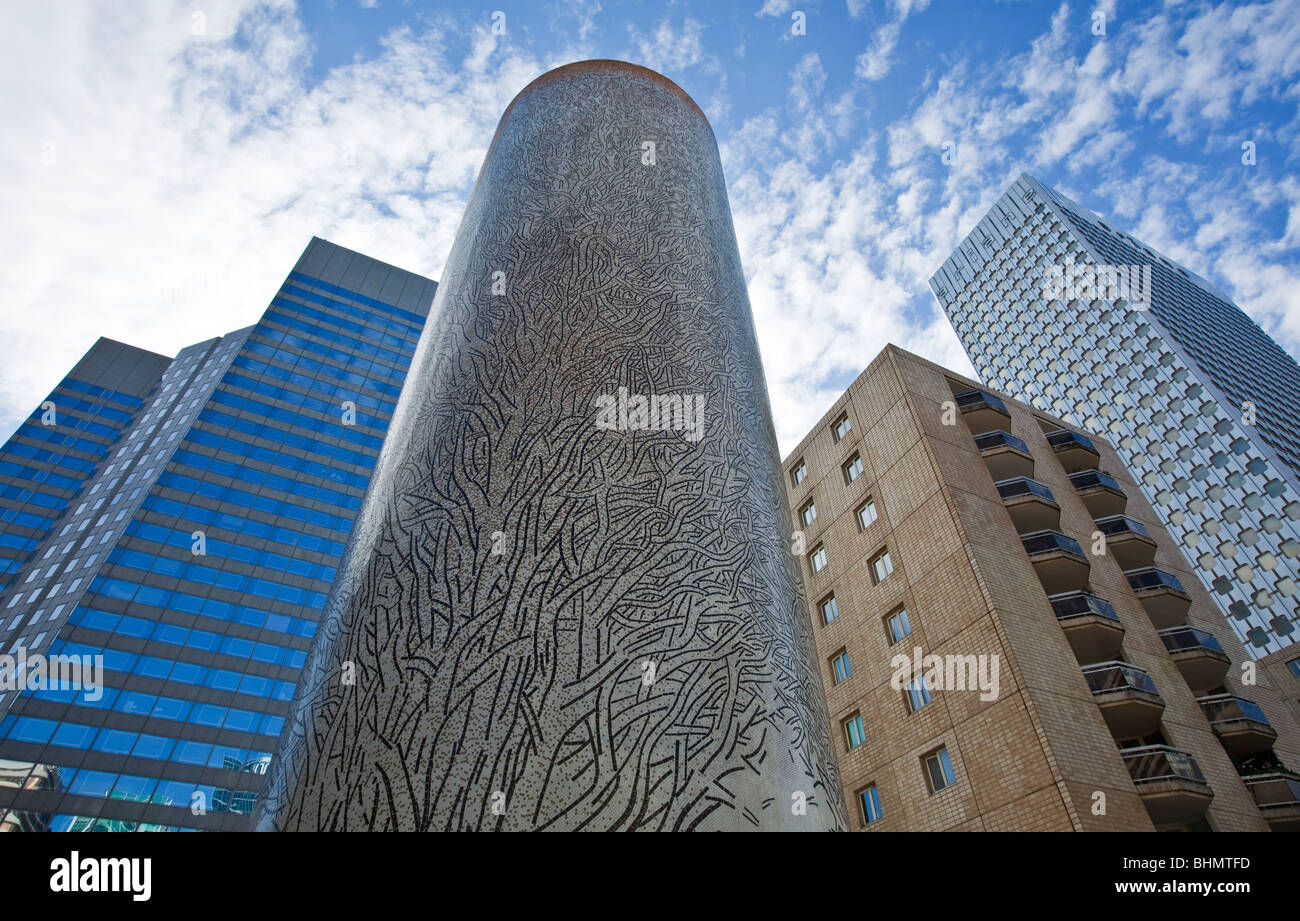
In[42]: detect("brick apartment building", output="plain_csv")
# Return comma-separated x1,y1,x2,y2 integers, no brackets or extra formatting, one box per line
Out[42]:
782,345,1300,831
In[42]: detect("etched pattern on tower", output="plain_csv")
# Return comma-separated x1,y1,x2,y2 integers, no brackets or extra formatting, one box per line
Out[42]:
256,61,847,831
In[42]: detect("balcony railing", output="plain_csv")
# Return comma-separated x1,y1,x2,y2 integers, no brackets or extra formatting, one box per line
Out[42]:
1069,469,1122,492
1198,694,1271,727
1046,429,1097,452
1121,745,1207,785
1021,530,1085,558
1095,515,1152,538
1243,772,1300,809
953,389,1008,413
974,430,1028,453
1083,661,1159,696
996,477,1056,502
1159,627,1225,655
1049,591,1120,622
1126,568,1185,593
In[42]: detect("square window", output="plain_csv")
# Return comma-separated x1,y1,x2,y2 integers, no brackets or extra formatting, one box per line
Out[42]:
69,770,117,798
791,461,808,486
844,714,865,750
886,607,912,645
925,747,956,793
843,454,864,484
51,722,96,750
831,650,850,684
905,674,932,713
833,414,852,442
871,548,894,584
1287,658,1300,679
800,500,817,527
93,729,138,755
857,498,877,530
859,785,882,825
820,595,839,625
811,545,828,573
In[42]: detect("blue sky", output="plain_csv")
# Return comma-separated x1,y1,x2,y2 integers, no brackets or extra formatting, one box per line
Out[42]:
1,0,1298,451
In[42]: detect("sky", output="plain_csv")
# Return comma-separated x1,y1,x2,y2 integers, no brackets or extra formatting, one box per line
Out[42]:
1,0,1298,454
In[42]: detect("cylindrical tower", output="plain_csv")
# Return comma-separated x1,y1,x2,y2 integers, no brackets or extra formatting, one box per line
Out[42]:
256,60,846,831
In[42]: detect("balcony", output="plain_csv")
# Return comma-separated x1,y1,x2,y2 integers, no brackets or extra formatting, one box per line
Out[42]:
1021,530,1090,593
1083,662,1165,738
1197,694,1278,758
1050,591,1125,662
996,477,1060,532
1121,745,1213,826
1158,627,1230,695
1095,515,1158,568
1069,469,1127,518
953,388,1011,433
1125,568,1191,629
1242,773,1300,830
974,430,1035,480
1046,429,1101,473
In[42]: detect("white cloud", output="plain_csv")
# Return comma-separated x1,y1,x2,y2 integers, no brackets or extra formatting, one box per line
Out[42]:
1120,0,1300,143
855,0,931,82
624,18,712,76
555,0,603,43
0,1,549,440
756,0,794,17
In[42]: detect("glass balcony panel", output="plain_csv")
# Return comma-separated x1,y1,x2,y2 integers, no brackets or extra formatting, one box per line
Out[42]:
996,477,1055,502
1082,662,1158,695
953,389,1008,412
974,430,1029,453
1126,568,1185,593
1158,627,1224,654
1244,773,1300,808
1095,515,1151,537
1121,745,1207,784
1046,429,1097,451
1198,694,1270,726
1049,591,1119,621
1069,469,1122,491
1021,530,1084,557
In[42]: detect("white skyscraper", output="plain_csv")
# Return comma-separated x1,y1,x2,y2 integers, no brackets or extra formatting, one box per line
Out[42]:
931,174,1300,656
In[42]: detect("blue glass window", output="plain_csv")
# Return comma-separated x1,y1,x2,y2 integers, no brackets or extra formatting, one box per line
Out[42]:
223,709,258,733
93,729,138,755
9,717,57,743
113,774,159,800
50,722,96,750
173,740,212,765
152,779,193,806
192,704,227,727
132,734,175,761
151,697,191,721
117,691,155,714
69,770,117,797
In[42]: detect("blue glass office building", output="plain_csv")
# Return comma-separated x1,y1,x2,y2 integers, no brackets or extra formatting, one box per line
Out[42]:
0,340,171,598
0,238,435,831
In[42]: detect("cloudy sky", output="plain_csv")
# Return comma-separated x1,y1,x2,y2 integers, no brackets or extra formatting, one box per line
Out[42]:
2,0,1298,453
